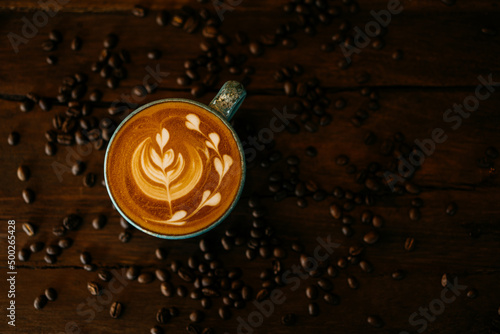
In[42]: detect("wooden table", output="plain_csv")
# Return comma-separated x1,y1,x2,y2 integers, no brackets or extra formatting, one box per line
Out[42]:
1,0,499,333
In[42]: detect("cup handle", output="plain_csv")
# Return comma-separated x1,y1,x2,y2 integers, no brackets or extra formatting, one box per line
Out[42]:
208,81,246,121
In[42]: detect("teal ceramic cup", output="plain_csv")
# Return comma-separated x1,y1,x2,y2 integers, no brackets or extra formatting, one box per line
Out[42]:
104,81,246,239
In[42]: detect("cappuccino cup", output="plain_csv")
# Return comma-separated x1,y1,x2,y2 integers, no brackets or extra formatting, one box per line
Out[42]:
105,81,246,239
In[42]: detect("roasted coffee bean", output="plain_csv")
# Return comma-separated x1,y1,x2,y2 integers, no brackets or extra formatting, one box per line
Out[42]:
71,161,85,176
347,275,359,289
80,251,92,265
308,302,319,316
446,202,458,216
150,326,164,334
191,84,206,98
156,307,171,324
83,173,96,188
126,266,140,280
44,287,57,301
153,9,170,26
155,269,170,282
363,230,380,244
87,281,102,296
281,313,297,326
52,225,65,237
22,188,35,204
372,215,384,228
45,142,57,156
42,40,56,51
404,237,415,251
392,269,405,280
58,237,72,249
46,55,58,65
8,131,20,146
249,42,263,56
34,295,48,310
154,247,167,260
323,292,340,305
22,222,36,236
160,282,173,297
392,49,403,60
167,306,179,318
441,273,455,287
409,207,421,221
57,133,73,145
48,30,62,43
256,289,269,301
329,203,342,219
98,269,112,282
317,278,333,291
70,36,82,51
46,245,61,256
138,272,154,284
19,100,34,112
63,214,81,231
90,214,106,231
30,241,44,253
305,285,318,300
367,315,384,328
18,248,30,261
176,285,187,297
84,264,96,271
109,301,123,319
189,310,204,323
119,230,131,243
44,254,57,264
178,267,195,282
466,288,478,299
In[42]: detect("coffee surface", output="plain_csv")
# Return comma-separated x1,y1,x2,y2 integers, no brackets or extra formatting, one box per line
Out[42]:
106,101,243,237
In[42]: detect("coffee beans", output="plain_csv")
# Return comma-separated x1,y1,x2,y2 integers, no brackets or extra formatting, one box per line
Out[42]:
110,301,123,319
34,295,48,310
404,237,416,251
87,281,102,296
189,310,204,323
409,207,421,221
281,313,297,326
17,165,30,181
305,285,318,300
347,275,359,289
80,251,92,265
363,230,380,244
92,214,107,230
138,272,154,284
367,315,384,328
446,202,458,216
22,188,35,204
323,292,340,305
219,306,231,320
63,214,82,231
156,307,171,324
22,222,36,236
308,302,319,316
83,173,96,187
8,132,20,146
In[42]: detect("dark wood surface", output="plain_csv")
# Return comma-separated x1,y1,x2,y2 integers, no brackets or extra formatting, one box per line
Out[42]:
1,0,500,333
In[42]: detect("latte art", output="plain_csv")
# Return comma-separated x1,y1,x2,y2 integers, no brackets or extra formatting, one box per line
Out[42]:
106,101,243,237
131,114,234,225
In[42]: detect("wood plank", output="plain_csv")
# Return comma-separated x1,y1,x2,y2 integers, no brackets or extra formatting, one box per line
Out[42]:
0,2,499,96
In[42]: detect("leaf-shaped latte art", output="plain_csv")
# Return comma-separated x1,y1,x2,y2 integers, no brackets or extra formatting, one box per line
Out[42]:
185,114,201,132
209,133,220,150
131,120,236,227
214,158,223,179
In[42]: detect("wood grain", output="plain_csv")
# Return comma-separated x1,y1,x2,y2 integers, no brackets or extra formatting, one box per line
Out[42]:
1,0,500,333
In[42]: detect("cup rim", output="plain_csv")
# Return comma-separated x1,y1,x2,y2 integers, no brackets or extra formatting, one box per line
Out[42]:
104,98,246,240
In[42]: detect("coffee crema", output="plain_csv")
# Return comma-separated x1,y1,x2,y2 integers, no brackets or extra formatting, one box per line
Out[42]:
106,101,243,237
